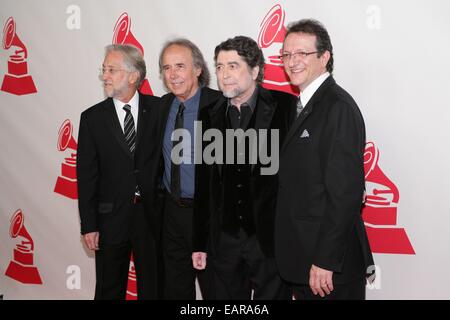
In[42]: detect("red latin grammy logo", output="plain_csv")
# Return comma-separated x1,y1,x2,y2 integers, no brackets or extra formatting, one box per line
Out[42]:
54,119,78,199
112,12,153,95
1,17,37,95
126,254,137,300
363,142,415,254
258,4,299,96
5,209,43,284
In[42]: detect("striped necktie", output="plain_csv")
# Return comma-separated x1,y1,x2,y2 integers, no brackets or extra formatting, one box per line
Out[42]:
296,96,304,117
123,104,136,154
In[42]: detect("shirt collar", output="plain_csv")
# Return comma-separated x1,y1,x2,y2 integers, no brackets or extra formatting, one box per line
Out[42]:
226,86,258,113
113,90,139,112
300,72,330,108
174,87,201,111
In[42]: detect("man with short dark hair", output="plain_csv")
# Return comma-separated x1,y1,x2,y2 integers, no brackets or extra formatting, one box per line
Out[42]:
192,36,296,300
77,44,161,299
275,19,374,300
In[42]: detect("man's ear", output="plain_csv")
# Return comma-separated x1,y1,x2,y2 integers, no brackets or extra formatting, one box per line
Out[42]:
320,51,331,69
252,66,260,81
129,71,140,86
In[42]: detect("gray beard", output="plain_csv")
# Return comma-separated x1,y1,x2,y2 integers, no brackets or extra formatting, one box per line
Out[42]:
221,87,242,99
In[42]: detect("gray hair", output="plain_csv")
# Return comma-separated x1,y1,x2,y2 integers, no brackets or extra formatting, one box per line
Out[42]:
105,44,146,89
158,38,210,87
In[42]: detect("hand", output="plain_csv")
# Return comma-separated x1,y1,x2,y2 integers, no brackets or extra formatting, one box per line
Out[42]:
192,252,207,270
83,232,99,251
309,264,334,297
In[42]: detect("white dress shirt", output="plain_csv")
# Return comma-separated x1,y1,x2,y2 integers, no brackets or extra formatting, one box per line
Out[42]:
299,72,330,108
113,90,139,133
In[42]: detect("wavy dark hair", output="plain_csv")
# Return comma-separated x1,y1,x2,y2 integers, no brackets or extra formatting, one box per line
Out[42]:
214,36,265,83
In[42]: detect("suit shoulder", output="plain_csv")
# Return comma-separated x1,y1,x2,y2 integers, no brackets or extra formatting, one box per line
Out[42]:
140,93,161,104
325,83,365,122
203,87,222,98
80,98,109,119
159,92,175,105
268,88,297,99
326,83,358,107
201,87,223,105
140,93,161,112
264,88,297,104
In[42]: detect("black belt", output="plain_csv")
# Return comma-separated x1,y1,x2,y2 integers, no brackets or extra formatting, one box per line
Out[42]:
163,189,194,208
174,197,194,208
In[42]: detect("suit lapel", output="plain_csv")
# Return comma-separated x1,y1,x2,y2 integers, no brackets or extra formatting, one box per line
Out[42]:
159,93,175,148
198,87,214,113
251,88,277,172
253,88,276,132
208,96,227,180
281,76,335,153
135,93,149,150
103,98,133,158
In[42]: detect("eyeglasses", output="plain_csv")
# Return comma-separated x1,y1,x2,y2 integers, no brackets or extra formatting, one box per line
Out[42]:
279,51,319,62
99,67,128,75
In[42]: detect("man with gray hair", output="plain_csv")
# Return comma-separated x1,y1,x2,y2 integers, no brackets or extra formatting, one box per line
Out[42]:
157,38,222,299
77,44,162,299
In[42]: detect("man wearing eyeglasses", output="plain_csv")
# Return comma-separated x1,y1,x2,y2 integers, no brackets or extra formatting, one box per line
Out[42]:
274,19,375,300
77,44,162,299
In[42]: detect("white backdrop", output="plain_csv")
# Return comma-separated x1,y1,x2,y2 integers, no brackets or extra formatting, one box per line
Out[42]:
1,0,449,299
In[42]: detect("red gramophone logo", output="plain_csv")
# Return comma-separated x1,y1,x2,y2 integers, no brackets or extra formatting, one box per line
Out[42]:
5,209,43,284
54,119,78,199
112,12,153,95
126,254,137,300
258,4,299,96
1,17,37,95
363,142,415,254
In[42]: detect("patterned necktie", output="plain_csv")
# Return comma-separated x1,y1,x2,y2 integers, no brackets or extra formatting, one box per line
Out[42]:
171,103,185,200
123,104,136,154
296,96,304,117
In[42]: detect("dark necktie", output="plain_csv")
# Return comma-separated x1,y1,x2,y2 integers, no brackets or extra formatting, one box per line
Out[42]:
296,96,304,117
123,104,136,153
171,103,185,200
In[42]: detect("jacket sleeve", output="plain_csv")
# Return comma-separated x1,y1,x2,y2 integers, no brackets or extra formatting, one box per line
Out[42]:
313,97,366,272
76,111,99,235
192,111,213,253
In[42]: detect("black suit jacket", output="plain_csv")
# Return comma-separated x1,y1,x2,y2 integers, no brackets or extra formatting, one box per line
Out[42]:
77,93,161,244
155,87,223,194
193,87,297,257
275,76,374,285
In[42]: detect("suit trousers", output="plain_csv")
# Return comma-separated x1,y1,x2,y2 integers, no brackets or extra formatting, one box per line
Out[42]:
94,202,160,300
162,193,213,299
210,228,290,300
